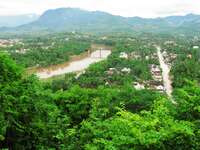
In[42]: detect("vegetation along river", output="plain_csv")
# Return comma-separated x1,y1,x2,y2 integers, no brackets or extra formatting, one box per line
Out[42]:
36,49,111,79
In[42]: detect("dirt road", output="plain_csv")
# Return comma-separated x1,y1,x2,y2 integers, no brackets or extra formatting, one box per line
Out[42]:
156,46,173,97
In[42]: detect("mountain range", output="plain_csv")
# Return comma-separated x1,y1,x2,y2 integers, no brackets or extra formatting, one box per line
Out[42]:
1,8,200,34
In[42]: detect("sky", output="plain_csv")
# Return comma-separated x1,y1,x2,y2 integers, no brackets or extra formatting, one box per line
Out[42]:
0,0,200,18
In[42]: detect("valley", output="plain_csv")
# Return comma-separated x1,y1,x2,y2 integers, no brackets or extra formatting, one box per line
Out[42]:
0,5,200,150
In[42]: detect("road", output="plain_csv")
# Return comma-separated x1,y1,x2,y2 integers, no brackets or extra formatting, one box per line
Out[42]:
156,46,174,98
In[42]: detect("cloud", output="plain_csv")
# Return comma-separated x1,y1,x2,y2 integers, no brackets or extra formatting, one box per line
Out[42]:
0,5,5,8
155,2,200,16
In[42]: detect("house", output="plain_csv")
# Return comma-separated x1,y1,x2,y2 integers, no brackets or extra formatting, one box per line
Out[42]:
119,52,128,59
193,46,199,49
105,81,110,86
15,49,28,54
187,54,192,59
164,41,176,45
101,36,108,40
145,56,150,60
162,51,167,56
151,65,161,74
121,68,131,73
133,82,145,90
131,52,141,59
156,85,165,91
170,53,177,59
106,68,117,75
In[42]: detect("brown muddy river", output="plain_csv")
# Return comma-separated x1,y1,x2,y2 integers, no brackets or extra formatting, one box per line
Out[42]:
36,49,111,79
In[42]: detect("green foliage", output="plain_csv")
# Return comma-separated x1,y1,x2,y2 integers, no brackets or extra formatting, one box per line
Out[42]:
171,57,200,87
173,81,200,121
54,86,95,125
1,34,200,149
0,54,69,149
0,53,22,83
11,40,90,67
76,40,154,88
79,98,195,150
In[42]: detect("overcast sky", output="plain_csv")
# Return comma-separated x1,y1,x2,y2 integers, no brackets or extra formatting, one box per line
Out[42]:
0,0,200,18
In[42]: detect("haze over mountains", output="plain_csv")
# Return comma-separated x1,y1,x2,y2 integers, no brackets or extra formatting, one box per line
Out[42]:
1,8,200,33
0,14,39,27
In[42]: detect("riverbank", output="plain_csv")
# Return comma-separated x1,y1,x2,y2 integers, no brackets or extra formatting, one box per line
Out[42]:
36,49,111,79
26,44,112,76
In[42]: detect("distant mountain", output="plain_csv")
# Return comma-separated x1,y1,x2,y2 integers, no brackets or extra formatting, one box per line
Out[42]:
17,8,130,32
1,8,200,34
164,14,200,26
0,14,39,27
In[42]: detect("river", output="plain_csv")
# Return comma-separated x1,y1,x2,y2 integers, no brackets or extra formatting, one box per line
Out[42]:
36,49,111,79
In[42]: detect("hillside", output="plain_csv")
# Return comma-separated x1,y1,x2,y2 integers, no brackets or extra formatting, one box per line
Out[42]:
17,8,131,33
1,8,200,33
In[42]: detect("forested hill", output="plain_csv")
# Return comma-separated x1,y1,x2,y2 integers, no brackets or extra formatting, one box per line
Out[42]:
2,8,200,33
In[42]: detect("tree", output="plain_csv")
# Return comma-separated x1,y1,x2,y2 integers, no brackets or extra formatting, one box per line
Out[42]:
0,53,69,149
79,98,195,150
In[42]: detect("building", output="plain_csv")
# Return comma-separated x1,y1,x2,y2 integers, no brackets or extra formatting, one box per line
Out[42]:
133,82,145,90
193,46,199,49
121,68,131,73
119,52,128,59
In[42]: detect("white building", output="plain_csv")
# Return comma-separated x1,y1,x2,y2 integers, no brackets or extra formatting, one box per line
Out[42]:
121,67,131,73
119,52,128,59
145,56,150,60
193,46,199,49
133,82,145,90
156,85,164,91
